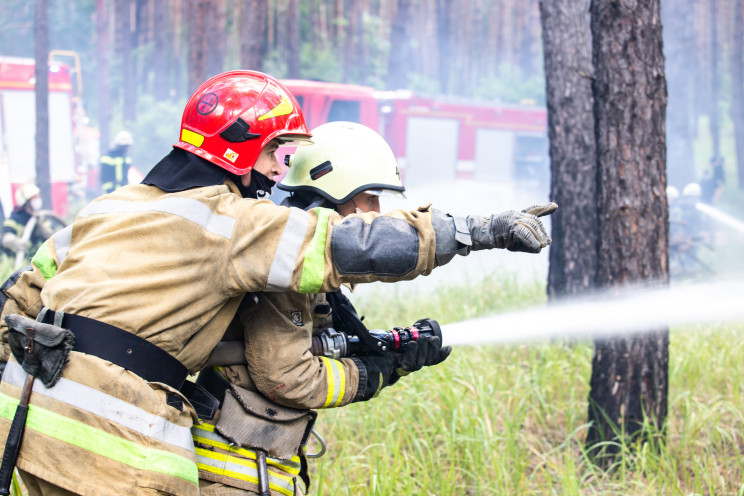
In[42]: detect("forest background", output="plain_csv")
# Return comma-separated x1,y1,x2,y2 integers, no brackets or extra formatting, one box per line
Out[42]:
0,0,741,194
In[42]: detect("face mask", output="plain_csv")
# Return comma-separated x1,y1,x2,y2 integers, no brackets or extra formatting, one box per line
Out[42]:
29,198,42,211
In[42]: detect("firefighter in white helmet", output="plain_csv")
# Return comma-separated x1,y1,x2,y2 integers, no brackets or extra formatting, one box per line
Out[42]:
194,122,452,496
0,70,554,496
1,183,43,257
99,130,134,194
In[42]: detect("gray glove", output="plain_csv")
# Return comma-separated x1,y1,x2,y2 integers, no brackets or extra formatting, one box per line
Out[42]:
2,232,29,252
468,202,557,253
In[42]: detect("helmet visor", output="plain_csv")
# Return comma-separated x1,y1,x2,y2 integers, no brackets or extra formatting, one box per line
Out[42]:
365,188,406,199
276,134,314,146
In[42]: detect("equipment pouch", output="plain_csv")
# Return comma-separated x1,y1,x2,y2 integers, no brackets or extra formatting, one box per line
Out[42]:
6,308,74,387
215,384,317,460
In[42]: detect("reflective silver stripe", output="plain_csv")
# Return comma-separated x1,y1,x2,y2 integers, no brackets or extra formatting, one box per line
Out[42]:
78,197,236,239
192,424,301,474
3,360,194,452
196,448,295,496
52,225,72,263
266,207,309,291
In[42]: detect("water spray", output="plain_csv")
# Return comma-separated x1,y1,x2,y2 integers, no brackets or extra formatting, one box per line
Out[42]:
207,279,744,367
439,279,744,348
695,202,744,235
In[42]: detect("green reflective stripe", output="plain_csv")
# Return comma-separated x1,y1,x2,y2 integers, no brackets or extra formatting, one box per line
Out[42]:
320,356,345,408
100,156,119,165
192,423,300,475
31,241,58,280
0,392,198,485
196,447,295,496
299,208,331,293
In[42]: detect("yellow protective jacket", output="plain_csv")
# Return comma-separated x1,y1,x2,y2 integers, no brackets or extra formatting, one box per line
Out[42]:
0,177,453,495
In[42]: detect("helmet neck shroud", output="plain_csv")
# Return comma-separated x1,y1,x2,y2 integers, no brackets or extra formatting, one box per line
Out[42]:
142,148,255,198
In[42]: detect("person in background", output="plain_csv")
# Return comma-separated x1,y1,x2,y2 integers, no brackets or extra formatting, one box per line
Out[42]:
99,130,134,194
195,122,452,496
700,155,725,205
1,183,43,257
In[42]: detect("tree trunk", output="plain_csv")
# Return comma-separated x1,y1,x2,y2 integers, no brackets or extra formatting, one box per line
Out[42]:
241,0,267,72
587,0,669,465
187,0,208,95
662,0,697,189
205,0,227,79
732,0,744,190
152,0,169,101
436,0,452,93
34,0,51,207
96,0,111,157
117,0,136,124
709,0,721,159
135,0,149,95
540,0,597,300
287,0,300,78
387,0,414,90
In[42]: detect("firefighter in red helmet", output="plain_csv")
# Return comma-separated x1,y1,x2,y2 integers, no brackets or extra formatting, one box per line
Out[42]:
0,70,555,496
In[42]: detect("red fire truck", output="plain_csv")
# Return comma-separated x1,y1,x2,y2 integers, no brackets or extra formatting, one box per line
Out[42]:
281,79,549,190
0,54,85,219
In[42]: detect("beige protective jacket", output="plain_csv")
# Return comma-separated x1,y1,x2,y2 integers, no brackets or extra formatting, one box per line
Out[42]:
0,179,446,496
194,291,358,496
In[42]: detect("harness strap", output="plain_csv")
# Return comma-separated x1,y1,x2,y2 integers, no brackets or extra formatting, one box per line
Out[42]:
41,310,189,390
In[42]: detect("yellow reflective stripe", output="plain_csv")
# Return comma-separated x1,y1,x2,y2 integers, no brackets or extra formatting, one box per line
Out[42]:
181,128,205,147
31,241,58,280
192,423,301,475
299,208,331,294
0,392,198,485
195,447,295,496
257,94,293,121
320,356,345,408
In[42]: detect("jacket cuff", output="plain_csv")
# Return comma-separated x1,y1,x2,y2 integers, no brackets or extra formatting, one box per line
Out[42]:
351,357,368,402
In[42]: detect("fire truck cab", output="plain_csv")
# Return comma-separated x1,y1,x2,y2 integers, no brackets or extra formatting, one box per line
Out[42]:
281,79,549,192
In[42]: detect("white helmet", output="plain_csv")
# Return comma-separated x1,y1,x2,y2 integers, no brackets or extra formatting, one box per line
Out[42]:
113,130,134,146
279,121,404,205
666,185,679,201
682,182,701,197
14,183,40,206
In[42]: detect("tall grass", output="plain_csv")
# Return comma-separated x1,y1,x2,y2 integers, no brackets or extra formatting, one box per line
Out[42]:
309,271,744,495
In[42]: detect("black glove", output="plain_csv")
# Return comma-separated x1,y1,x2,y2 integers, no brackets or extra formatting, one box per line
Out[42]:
395,335,452,376
468,202,558,253
352,354,397,402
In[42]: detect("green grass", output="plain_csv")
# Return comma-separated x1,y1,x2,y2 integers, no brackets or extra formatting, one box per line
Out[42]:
308,272,744,495
0,256,15,282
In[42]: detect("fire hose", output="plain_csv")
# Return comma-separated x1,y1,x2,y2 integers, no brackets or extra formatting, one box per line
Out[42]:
205,318,442,367
204,318,441,491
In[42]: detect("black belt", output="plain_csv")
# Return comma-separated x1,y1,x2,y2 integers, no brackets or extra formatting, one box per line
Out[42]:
41,311,189,390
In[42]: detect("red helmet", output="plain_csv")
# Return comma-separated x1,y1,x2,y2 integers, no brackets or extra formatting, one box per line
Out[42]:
174,70,311,175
